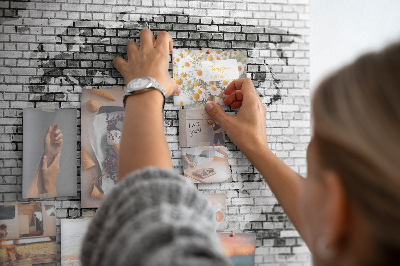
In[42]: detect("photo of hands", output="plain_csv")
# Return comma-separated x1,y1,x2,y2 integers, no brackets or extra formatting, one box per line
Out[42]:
22,109,77,199
182,146,231,183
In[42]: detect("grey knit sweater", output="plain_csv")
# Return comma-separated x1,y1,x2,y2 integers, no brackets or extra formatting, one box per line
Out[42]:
81,167,233,266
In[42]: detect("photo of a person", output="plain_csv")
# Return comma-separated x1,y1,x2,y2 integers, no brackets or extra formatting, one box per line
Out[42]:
201,113,224,146
26,124,63,198
0,224,24,263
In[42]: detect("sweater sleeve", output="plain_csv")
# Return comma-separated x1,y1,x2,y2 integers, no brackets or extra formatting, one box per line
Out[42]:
80,167,232,266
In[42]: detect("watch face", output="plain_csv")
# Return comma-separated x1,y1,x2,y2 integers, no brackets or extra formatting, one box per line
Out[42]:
131,77,151,90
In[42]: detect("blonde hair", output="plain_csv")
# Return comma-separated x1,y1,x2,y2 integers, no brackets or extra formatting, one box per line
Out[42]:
312,42,400,263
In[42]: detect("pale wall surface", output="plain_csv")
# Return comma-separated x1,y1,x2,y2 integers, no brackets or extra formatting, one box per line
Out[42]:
0,0,310,265
310,0,400,90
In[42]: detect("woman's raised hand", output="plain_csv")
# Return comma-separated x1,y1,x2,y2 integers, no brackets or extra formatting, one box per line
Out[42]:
205,78,269,155
113,29,180,97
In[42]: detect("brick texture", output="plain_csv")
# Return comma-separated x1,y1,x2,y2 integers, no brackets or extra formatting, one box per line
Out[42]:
0,0,310,265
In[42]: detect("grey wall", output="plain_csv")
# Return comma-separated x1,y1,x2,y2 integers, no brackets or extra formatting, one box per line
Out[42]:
0,0,310,265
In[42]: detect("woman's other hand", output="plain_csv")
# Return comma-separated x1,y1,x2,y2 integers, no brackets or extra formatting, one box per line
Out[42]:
41,152,61,197
44,124,63,165
205,78,269,155
113,29,179,97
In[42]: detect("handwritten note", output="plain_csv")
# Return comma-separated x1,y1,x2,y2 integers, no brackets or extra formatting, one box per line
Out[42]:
188,121,202,137
198,59,239,82
179,108,225,148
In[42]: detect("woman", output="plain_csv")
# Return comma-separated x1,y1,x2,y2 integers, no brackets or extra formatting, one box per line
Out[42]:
81,30,400,266
201,113,224,146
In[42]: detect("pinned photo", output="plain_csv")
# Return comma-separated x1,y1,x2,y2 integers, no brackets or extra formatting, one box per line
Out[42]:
179,108,225,148
61,219,92,266
173,49,247,106
205,193,227,231
219,233,256,266
81,87,124,208
23,108,77,198
0,202,57,264
182,146,231,183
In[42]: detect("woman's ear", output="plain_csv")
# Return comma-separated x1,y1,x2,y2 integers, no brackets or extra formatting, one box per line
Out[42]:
320,171,350,255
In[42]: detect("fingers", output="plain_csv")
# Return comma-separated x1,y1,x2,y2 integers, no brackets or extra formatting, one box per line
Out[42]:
155,31,173,53
205,102,231,128
223,90,243,109
52,124,59,133
42,156,48,171
113,56,128,73
126,41,139,59
224,78,256,97
55,133,63,141
57,139,63,147
45,126,52,138
225,78,261,108
171,85,182,96
139,29,155,53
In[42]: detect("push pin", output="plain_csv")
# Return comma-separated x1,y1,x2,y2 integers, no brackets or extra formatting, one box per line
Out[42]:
206,49,211,54
230,232,235,237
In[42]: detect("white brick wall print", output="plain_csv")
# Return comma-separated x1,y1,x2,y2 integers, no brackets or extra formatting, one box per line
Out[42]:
0,1,311,264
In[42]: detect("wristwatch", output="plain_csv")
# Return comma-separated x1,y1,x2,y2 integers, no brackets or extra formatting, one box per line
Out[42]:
123,77,166,108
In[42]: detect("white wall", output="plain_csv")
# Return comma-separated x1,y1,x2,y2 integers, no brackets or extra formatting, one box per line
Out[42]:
310,0,400,90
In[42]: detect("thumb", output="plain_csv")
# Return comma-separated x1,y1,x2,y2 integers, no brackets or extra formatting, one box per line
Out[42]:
52,151,61,166
205,102,231,128
42,156,48,172
46,126,52,137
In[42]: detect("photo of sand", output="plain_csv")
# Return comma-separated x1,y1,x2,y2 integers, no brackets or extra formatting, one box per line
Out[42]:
61,219,92,266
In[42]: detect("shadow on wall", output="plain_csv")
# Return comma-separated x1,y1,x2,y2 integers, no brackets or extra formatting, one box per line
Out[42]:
23,12,300,106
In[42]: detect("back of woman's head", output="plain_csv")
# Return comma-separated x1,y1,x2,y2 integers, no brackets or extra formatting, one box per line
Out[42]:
312,42,400,263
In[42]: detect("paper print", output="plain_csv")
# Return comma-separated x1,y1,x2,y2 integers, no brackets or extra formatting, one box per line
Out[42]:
182,146,231,183
219,233,256,266
173,49,247,106
205,193,227,231
61,219,92,266
179,108,225,148
81,87,124,208
22,108,77,199
0,202,57,264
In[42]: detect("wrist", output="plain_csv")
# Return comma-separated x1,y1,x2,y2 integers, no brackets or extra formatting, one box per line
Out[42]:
241,138,271,160
43,181,56,195
125,90,164,110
